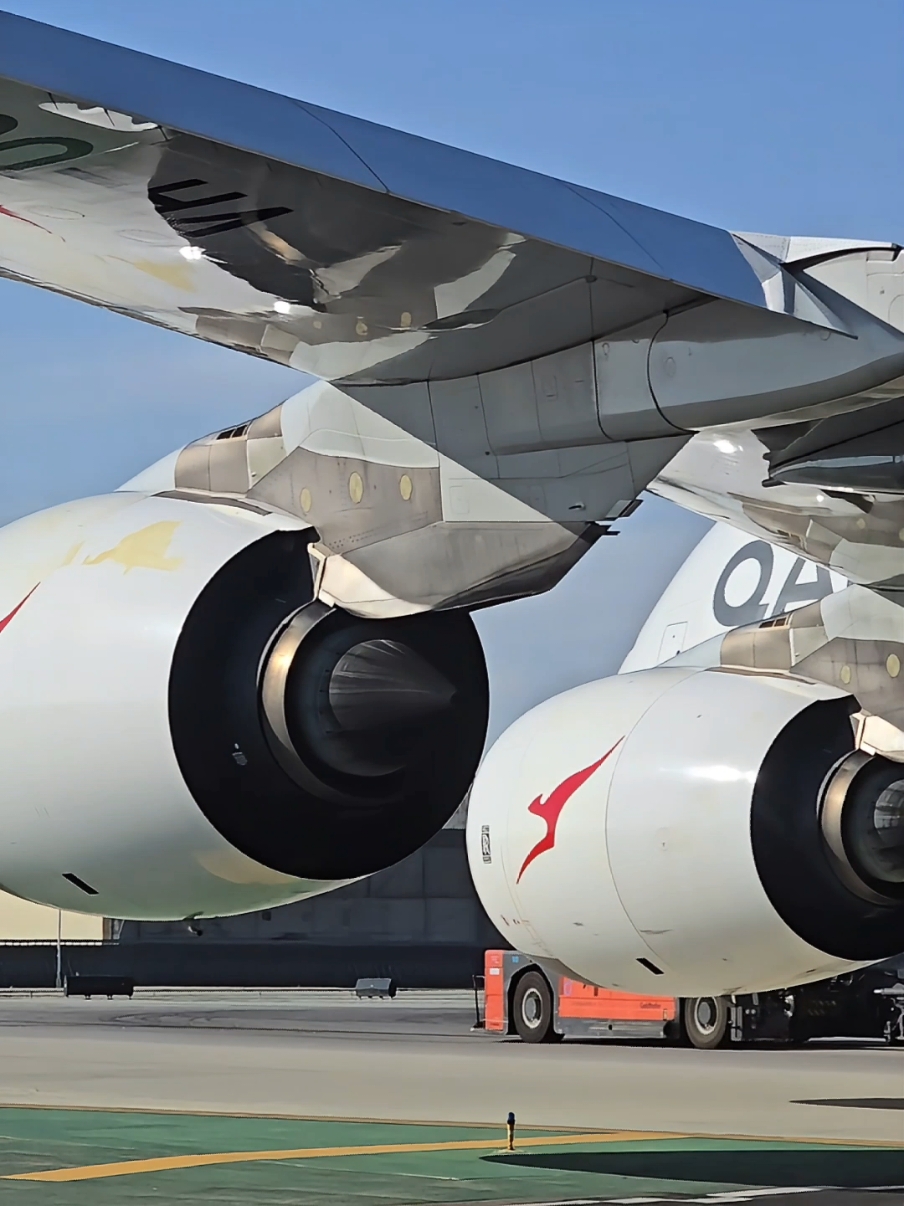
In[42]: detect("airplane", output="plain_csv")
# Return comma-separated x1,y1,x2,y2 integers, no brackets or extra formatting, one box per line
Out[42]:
468,521,904,996
0,12,901,992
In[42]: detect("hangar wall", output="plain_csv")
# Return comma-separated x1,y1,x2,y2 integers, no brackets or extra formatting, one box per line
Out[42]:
0,894,102,941
0,827,504,988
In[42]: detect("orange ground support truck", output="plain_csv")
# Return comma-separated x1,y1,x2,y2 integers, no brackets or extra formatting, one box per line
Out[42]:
482,949,904,1049
483,948,680,1044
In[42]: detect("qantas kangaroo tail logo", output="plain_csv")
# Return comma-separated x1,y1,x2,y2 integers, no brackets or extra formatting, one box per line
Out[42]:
516,738,623,884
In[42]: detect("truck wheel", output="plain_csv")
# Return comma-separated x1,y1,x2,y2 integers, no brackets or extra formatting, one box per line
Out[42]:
512,970,560,1043
683,996,729,1049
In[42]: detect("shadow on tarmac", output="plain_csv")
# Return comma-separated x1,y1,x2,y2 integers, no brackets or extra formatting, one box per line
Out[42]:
483,1148,904,1187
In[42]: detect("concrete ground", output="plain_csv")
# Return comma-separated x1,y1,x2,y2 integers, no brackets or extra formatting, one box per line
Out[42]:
0,989,899,1205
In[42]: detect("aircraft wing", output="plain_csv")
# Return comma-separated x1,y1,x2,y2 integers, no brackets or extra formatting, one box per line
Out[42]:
0,8,839,390
3,11,904,619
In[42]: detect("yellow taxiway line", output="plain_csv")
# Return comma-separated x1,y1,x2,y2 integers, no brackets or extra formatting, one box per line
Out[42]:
5,1129,675,1183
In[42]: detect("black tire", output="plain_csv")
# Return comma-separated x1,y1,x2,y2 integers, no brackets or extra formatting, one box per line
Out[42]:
512,970,560,1043
683,996,730,1049
663,1018,683,1045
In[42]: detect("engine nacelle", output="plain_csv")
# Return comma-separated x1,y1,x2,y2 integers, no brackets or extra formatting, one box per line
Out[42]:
467,666,904,996
0,493,487,919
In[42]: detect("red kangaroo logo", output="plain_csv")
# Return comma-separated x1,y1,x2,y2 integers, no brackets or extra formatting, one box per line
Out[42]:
0,584,39,635
516,738,623,883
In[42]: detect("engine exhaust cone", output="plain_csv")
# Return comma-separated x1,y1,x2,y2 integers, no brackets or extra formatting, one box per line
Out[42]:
258,597,488,789
328,638,456,732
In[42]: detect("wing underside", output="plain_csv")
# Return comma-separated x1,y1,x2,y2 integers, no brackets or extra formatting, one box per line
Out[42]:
0,8,821,391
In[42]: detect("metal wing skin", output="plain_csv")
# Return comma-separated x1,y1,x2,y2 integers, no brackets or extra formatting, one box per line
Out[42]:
3,10,904,614
0,12,768,381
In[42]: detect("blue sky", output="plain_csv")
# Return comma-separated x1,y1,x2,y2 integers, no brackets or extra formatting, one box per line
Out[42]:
0,0,901,733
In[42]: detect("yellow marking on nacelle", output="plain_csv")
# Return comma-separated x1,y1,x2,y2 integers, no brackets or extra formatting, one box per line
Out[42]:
83,521,183,573
196,848,302,886
111,257,196,290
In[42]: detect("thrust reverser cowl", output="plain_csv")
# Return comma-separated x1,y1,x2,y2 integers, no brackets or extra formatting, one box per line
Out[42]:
0,493,488,919
467,665,904,997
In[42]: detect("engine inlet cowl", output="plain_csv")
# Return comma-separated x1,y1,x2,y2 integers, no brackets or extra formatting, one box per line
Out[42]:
170,531,489,880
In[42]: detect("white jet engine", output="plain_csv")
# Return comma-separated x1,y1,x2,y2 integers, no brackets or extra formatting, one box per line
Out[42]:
0,493,488,920
467,665,904,996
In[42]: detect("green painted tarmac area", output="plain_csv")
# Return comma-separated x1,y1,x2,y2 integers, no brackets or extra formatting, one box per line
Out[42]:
0,1107,899,1205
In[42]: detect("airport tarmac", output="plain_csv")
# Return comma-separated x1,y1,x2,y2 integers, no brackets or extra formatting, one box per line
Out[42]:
0,989,899,1205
